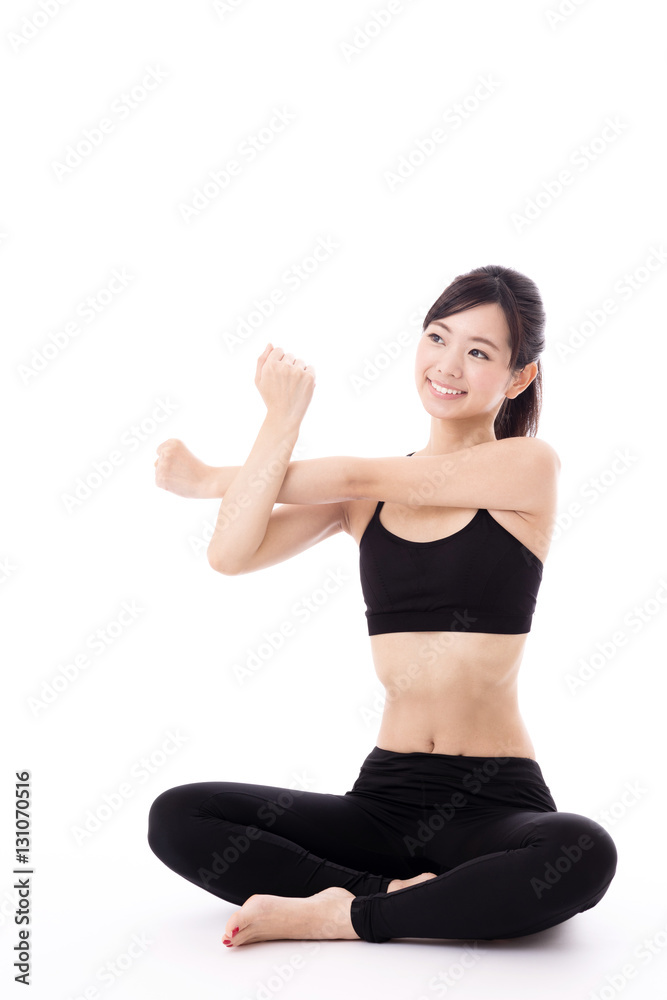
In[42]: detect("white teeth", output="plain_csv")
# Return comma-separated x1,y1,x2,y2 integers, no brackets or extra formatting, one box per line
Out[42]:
430,380,464,395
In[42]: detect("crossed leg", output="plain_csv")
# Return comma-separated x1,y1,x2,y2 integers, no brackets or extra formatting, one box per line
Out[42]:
147,778,438,946
148,779,617,946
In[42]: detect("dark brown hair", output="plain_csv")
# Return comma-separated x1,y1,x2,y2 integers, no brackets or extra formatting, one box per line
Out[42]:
422,264,545,438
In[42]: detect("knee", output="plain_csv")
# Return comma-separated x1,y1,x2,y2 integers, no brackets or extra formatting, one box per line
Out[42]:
147,783,202,861
572,815,617,898
534,812,618,903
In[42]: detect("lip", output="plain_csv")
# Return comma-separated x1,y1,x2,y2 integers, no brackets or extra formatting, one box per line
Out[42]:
427,378,467,398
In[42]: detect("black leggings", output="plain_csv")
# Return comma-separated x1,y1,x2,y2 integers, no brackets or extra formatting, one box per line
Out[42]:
147,746,617,943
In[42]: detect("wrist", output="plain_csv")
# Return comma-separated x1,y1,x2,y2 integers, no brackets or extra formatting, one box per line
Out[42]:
205,466,227,499
261,411,301,443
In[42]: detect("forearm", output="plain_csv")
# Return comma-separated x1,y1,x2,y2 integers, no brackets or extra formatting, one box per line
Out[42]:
207,455,353,504
207,415,300,572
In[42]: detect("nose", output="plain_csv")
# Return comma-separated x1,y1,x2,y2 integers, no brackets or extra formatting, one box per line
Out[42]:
436,351,463,378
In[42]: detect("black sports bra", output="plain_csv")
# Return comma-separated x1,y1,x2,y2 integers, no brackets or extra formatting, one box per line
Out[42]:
359,453,544,636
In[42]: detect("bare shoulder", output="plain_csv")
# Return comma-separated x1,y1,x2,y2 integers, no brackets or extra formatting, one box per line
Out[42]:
503,436,560,510
504,436,561,479
521,436,560,467
473,438,559,565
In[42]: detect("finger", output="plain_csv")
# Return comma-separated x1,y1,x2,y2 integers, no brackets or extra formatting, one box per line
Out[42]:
261,346,281,368
256,344,273,378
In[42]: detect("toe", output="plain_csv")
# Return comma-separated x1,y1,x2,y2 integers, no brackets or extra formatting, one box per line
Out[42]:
223,909,243,944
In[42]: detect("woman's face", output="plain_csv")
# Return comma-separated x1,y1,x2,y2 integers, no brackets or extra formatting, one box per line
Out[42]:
414,302,521,421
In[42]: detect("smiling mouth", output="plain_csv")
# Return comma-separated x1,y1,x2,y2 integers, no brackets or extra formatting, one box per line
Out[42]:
428,379,467,397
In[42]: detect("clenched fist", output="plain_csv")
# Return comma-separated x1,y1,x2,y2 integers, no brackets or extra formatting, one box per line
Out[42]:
255,343,316,425
154,439,218,498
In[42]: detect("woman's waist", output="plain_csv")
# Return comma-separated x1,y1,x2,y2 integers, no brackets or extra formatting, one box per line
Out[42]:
373,662,524,710
348,745,556,813
375,725,536,761
376,700,535,759
370,630,526,688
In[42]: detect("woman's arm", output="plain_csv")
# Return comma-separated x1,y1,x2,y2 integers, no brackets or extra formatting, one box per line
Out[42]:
272,437,558,515
158,436,559,514
205,344,315,574
153,442,349,502
207,415,300,573
343,437,560,514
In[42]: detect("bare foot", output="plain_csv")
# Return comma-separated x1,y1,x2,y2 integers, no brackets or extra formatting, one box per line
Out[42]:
222,886,359,948
386,872,438,892
154,439,218,499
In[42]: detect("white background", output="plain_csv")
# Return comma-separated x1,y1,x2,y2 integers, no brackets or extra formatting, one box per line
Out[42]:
2,0,666,997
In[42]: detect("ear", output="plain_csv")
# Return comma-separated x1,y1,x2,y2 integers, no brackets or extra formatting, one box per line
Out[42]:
505,361,538,399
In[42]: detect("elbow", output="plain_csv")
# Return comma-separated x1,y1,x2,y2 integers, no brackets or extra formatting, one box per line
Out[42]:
207,548,238,576
206,548,222,573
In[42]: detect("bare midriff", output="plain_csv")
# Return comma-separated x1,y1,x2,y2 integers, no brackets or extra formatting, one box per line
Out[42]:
370,629,536,759
346,494,552,761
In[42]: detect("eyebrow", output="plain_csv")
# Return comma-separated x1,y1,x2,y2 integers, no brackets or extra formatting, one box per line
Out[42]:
429,319,500,353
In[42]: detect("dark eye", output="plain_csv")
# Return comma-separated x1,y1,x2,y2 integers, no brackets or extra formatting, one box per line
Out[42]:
428,333,488,360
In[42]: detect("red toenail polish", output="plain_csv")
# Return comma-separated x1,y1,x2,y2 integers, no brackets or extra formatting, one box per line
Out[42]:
232,927,239,937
